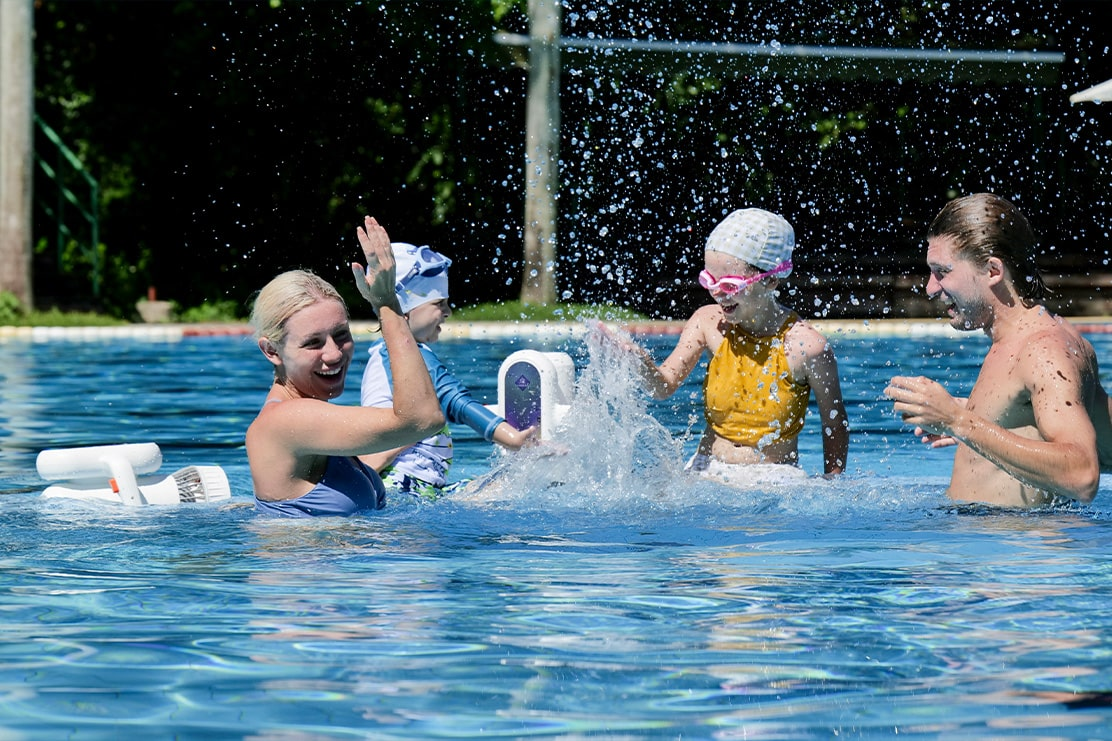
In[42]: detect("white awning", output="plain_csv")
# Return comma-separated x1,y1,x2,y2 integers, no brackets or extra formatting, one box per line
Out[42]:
1070,78,1112,103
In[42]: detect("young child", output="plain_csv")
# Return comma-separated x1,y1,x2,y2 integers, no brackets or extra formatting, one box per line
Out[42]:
359,243,537,499
605,208,849,477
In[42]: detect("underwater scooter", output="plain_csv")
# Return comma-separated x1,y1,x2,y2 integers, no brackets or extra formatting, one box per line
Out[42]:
35,443,231,506
490,350,575,440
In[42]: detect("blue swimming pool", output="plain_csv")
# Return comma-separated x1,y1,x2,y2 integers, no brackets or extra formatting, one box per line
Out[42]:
1,324,1110,738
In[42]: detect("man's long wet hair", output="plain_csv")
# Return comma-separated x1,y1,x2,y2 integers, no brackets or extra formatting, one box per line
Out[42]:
926,193,1048,303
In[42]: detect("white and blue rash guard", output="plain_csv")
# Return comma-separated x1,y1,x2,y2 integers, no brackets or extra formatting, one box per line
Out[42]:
360,341,504,488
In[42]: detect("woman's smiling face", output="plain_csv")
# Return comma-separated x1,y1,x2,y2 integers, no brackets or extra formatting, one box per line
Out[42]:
276,299,354,400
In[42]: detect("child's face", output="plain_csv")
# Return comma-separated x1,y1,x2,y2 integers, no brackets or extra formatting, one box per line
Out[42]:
702,251,776,314
407,299,452,343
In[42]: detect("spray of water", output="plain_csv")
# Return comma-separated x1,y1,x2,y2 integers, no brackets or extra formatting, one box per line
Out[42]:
458,320,686,510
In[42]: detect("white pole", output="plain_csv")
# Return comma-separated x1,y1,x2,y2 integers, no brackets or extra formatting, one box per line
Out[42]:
0,0,34,308
520,0,560,305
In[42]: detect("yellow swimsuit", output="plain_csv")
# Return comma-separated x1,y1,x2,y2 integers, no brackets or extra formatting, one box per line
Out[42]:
703,313,810,449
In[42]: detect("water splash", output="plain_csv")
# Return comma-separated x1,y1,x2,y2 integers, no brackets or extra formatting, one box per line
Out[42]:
459,321,686,509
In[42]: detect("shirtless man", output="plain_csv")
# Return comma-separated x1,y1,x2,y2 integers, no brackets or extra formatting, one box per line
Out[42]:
886,193,1111,506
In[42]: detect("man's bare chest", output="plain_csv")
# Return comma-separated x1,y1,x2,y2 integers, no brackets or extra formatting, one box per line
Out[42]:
966,347,1033,429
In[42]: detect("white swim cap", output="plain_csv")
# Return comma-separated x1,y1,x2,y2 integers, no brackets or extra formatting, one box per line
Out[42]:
705,208,795,277
392,242,452,313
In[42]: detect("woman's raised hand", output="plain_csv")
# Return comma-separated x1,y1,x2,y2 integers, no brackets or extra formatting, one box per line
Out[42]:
351,216,402,314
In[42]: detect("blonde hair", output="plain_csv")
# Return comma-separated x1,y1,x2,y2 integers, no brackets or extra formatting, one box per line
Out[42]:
250,270,347,346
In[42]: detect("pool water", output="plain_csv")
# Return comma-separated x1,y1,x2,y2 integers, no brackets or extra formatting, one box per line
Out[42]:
1,325,1110,738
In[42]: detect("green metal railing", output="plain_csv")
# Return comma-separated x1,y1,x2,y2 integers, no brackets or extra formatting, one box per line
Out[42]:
33,115,101,296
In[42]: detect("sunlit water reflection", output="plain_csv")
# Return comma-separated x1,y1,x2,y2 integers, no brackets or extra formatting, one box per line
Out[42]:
1,326,1110,738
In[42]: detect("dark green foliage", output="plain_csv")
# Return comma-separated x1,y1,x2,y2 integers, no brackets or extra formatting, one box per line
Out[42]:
30,1,1112,320
33,0,521,316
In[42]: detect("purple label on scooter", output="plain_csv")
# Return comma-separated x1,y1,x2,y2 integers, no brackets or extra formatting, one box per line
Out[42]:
504,361,542,431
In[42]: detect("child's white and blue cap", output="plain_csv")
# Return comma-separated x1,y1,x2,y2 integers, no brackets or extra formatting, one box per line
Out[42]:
705,208,795,278
392,242,452,314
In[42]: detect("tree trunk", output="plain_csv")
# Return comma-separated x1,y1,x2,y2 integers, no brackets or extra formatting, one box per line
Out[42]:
0,0,34,309
520,0,560,306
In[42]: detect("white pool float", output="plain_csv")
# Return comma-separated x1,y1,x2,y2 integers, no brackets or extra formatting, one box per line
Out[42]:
35,443,231,506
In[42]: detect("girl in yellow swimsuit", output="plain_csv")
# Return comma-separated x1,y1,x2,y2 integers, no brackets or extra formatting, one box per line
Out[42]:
606,208,849,476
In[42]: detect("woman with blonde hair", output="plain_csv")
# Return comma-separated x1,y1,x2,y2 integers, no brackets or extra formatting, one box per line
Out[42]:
245,216,445,516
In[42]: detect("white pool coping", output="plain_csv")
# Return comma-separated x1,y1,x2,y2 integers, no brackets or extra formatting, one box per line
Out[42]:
2,317,1112,342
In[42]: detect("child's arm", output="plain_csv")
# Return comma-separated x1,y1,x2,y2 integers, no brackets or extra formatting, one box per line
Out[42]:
811,353,849,476
649,315,711,399
492,421,538,450
596,311,711,399
794,328,849,476
426,351,530,448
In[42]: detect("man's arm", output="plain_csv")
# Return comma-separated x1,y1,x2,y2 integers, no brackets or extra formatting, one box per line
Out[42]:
969,336,1099,501
888,339,1100,502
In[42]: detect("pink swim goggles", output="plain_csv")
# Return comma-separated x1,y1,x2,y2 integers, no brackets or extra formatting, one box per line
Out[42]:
697,260,792,295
